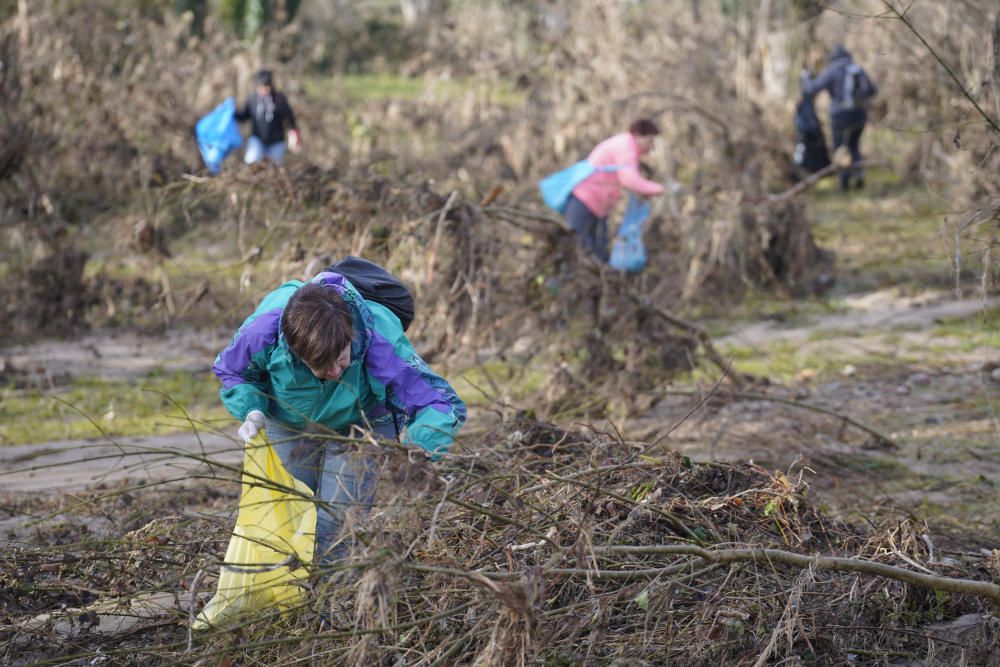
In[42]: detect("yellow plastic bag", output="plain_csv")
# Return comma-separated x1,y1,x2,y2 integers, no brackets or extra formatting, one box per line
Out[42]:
193,432,316,629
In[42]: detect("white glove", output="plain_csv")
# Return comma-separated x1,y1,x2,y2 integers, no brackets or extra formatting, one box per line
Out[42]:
238,410,266,443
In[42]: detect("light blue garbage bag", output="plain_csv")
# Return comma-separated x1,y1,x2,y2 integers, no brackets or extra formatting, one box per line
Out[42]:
609,195,650,273
196,97,244,174
539,161,623,214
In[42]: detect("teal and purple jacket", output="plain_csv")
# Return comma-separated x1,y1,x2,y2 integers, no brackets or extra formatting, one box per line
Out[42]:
212,271,466,458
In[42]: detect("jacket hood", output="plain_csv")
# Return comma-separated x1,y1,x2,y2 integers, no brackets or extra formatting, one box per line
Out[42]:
828,44,852,63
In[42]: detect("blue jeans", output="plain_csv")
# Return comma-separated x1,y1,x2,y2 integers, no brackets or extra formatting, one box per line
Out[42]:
244,135,287,165
264,417,397,564
564,194,610,262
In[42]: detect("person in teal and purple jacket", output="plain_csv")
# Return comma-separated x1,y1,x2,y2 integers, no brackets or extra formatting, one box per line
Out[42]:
213,270,466,563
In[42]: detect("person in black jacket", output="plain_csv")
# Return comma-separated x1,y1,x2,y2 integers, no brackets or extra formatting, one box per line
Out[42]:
235,69,301,165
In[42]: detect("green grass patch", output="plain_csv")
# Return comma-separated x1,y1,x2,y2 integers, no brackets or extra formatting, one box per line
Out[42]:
0,371,229,446
829,452,909,476
929,305,1000,351
807,179,959,293
699,292,849,336
712,337,916,384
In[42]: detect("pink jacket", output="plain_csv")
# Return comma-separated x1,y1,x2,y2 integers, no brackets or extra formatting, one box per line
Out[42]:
572,132,664,218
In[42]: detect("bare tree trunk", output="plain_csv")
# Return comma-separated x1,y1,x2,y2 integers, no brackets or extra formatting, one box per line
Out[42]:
757,0,771,39
274,0,288,25
761,27,793,100
17,0,28,48
16,0,30,91
993,10,1000,132
399,0,445,28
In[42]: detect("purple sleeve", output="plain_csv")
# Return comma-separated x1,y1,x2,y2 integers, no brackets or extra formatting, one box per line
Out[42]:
212,308,281,420
366,331,456,417
363,306,466,457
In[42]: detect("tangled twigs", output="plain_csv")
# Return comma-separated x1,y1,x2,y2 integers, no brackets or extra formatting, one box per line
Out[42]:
880,0,1000,135
405,559,703,582
629,293,748,387
541,470,713,544
425,190,458,286
589,544,1000,605
7,415,1000,664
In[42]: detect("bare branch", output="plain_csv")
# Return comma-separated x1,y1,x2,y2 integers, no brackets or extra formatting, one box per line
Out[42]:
881,0,1000,134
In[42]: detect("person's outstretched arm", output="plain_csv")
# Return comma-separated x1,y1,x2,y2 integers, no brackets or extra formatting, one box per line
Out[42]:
617,164,665,198
233,95,252,123
212,308,280,421
278,93,300,150
364,304,466,460
801,64,837,98
277,93,297,131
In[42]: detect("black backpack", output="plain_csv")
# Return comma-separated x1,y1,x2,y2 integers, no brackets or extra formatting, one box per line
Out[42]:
842,63,875,111
326,256,415,331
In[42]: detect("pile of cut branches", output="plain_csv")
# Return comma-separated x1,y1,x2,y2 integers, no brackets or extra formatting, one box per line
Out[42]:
3,415,998,664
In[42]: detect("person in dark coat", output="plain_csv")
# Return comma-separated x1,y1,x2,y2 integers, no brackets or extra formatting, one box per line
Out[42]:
793,94,831,174
801,45,878,190
235,69,301,165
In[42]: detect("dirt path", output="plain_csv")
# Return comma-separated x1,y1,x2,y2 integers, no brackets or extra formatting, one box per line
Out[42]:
0,431,241,494
636,288,1000,545
721,289,999,349
1,328,232,384
0,328,240,496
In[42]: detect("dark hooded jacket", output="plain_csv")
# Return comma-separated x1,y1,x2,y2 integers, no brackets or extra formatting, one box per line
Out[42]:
234,91,297,146
801,45,878,117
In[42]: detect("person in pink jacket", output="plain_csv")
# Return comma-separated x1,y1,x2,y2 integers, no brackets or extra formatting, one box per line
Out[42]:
566,119,665,262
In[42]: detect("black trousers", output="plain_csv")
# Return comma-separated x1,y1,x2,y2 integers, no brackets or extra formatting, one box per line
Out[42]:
564,194,609,262
831,110,867,189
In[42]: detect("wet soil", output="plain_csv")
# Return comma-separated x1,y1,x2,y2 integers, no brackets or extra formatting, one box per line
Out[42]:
2,289,997,548
629,288,1000,547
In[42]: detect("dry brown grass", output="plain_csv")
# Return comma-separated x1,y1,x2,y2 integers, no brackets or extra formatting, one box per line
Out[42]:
2,3,999,663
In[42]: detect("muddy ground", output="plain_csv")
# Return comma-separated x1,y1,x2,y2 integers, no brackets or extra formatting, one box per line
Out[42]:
4,287,997,546
661,292,999,545
3,2,999,663
2,279,998,665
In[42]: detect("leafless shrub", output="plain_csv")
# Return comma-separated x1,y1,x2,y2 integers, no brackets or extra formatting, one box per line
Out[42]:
3,415,998,664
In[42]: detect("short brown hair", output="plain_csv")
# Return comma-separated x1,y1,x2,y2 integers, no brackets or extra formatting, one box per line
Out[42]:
629,118,660,137
282,284,354,370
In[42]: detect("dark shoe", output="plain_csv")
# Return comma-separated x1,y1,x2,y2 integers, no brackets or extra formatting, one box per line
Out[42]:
855,178,865,190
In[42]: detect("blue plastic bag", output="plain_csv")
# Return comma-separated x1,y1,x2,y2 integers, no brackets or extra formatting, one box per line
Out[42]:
609,195,650,273
539,161,624,214
539,161,595,214
196,97,244,174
